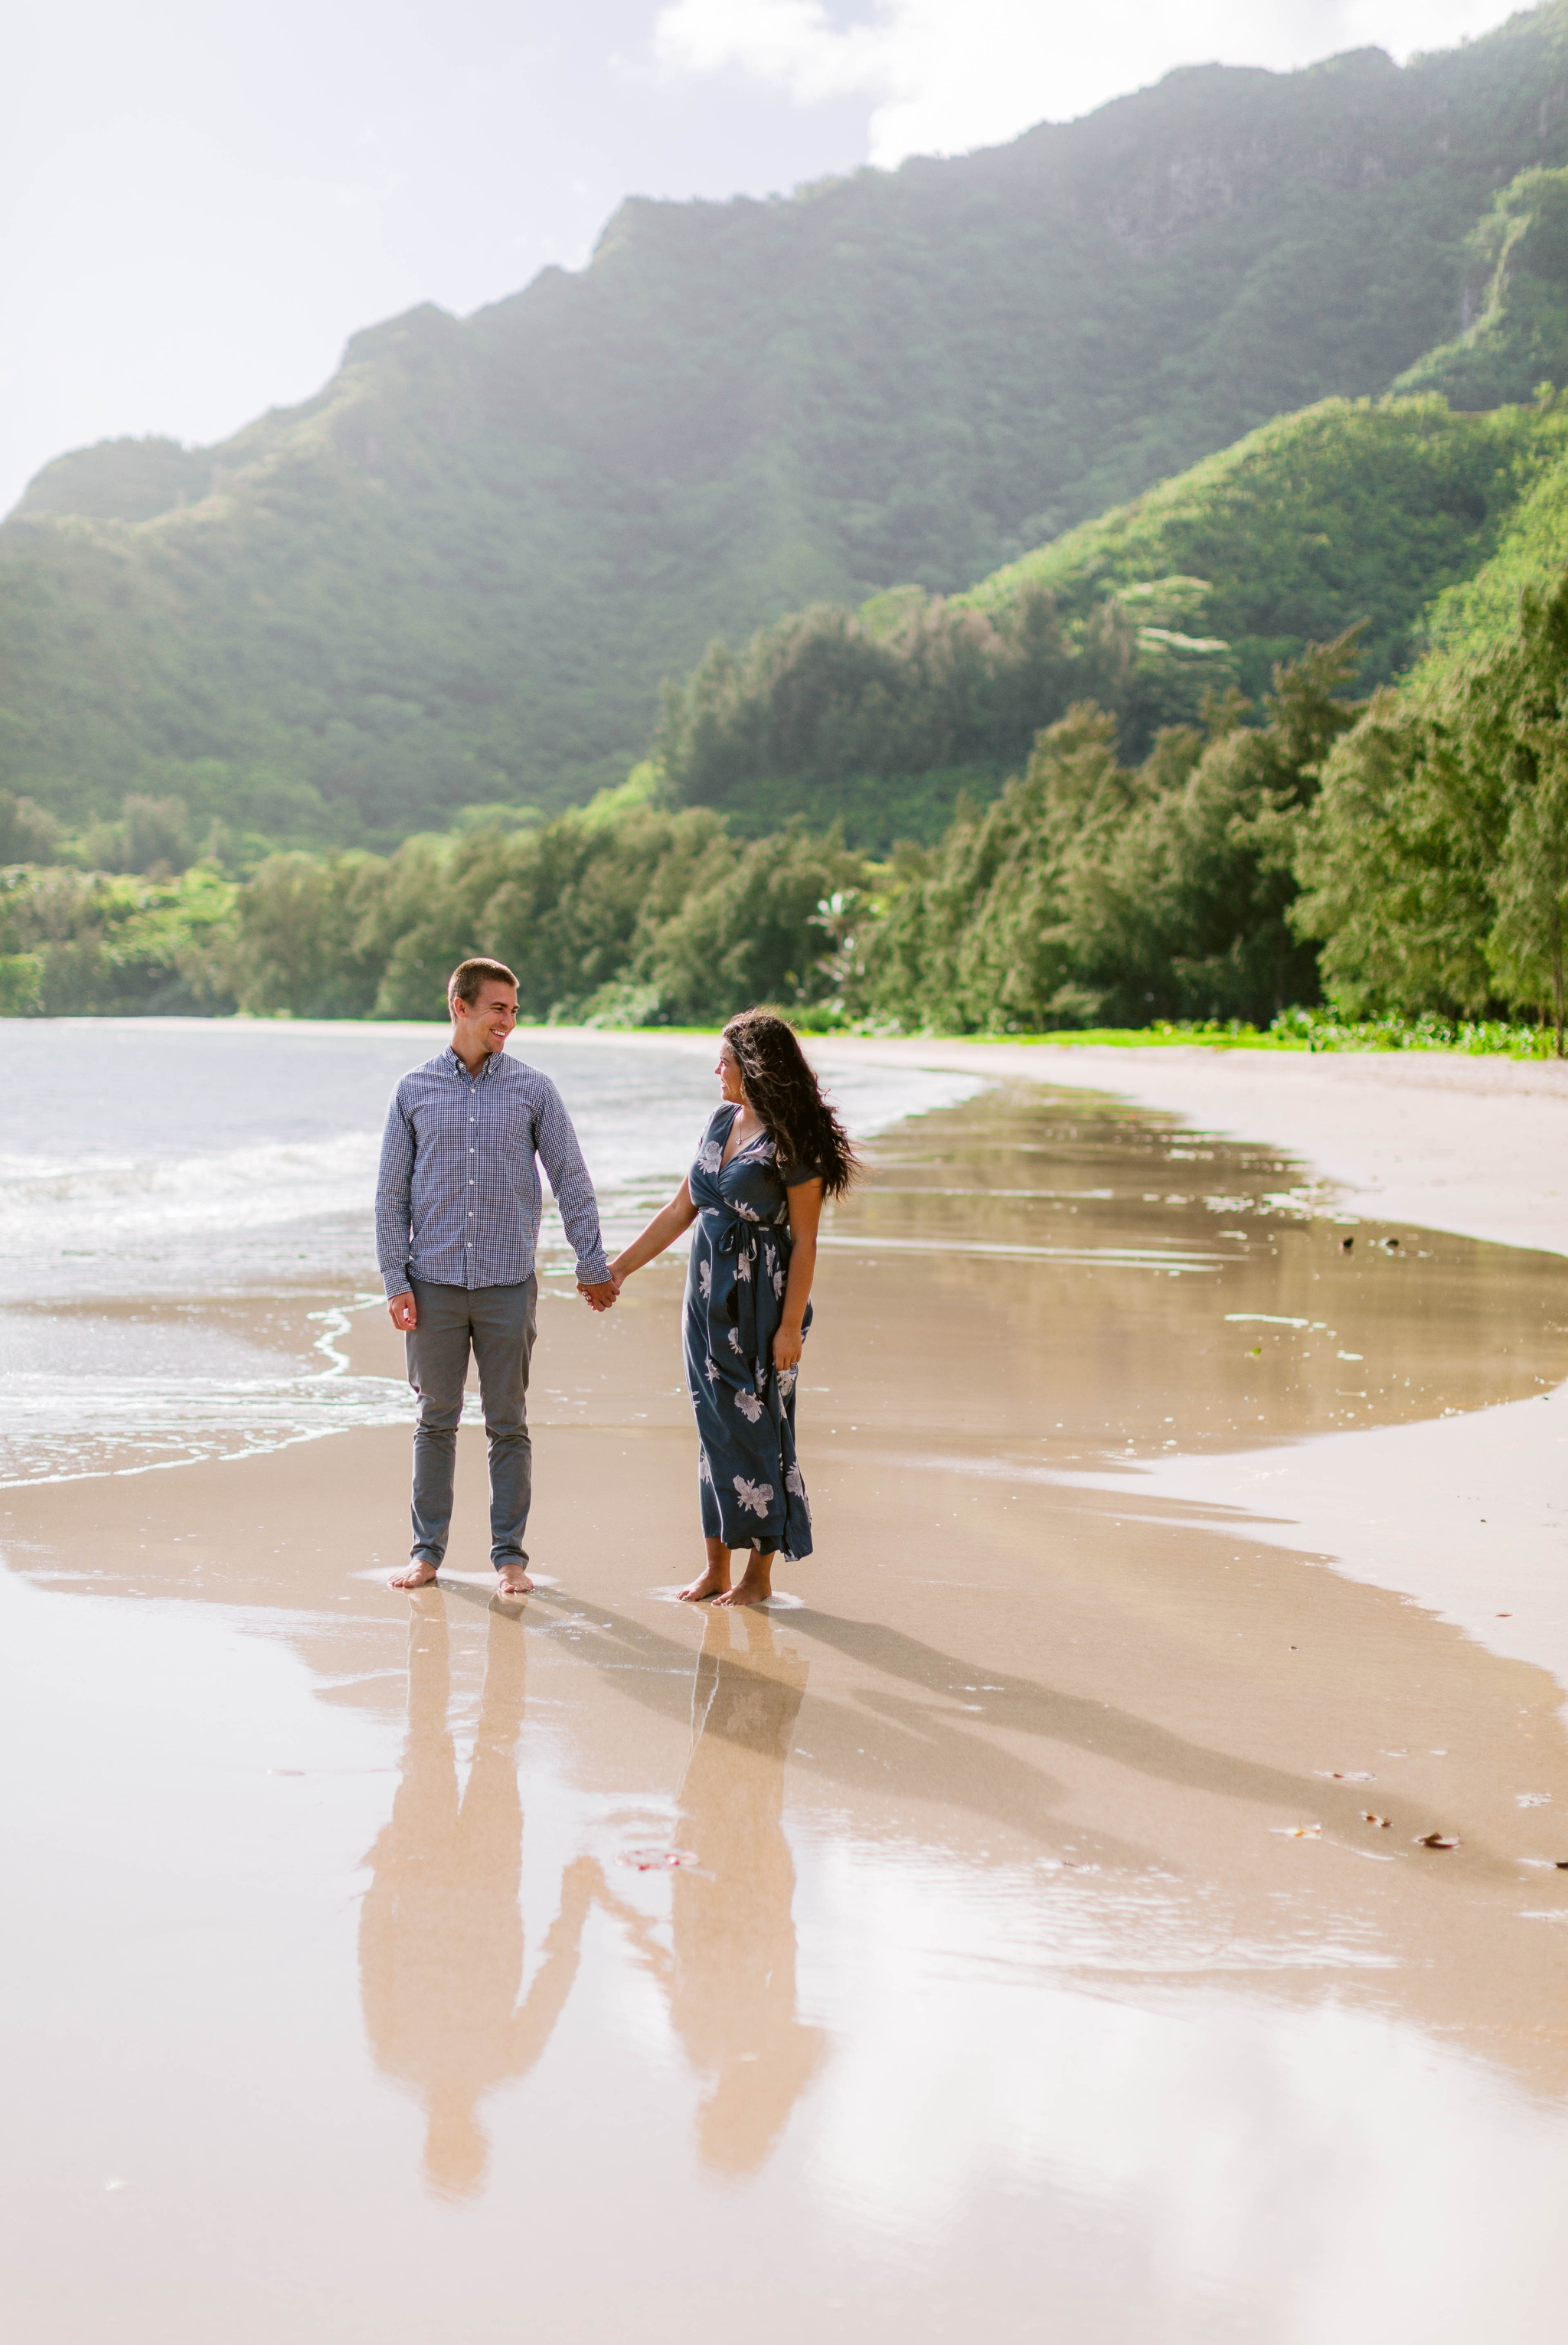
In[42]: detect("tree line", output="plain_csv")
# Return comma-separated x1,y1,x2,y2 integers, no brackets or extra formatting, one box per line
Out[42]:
2,567,1566,1048
654,581,1236,844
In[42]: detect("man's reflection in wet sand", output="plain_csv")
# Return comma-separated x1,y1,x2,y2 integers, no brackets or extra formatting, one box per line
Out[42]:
669,1607,825,2174
359,1594,633,2200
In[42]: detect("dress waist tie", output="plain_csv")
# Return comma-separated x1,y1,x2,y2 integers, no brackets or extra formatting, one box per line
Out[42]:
706,1209,789,1388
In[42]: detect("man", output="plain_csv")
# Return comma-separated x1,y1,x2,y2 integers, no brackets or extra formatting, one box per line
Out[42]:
375,958,616,1595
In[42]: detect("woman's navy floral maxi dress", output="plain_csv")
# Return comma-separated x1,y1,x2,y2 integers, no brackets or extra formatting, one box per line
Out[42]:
684,1104,815,1560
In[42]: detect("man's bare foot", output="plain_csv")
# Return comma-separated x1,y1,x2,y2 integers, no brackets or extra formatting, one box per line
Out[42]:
495,1565,534,1599
715,1556,773,1608
390,1559,441,1589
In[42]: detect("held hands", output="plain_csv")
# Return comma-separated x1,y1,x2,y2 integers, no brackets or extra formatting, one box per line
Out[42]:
577,1256,631,1313
773,1321,803,1375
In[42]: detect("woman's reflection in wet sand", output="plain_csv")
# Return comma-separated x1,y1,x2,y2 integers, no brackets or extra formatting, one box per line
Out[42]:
358,1593,639,2201
670,1607,825,2174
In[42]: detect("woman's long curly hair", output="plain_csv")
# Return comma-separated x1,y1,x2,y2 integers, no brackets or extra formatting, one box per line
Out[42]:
723,1009,860,1198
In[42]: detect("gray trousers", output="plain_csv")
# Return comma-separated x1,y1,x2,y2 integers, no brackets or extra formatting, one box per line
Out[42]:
405,1276,537,1570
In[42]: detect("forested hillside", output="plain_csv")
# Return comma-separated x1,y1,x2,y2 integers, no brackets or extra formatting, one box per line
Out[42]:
4,2,1568,847
658,391,1568,841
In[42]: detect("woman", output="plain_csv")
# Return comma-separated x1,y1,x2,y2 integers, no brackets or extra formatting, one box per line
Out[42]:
609,1009,858,1606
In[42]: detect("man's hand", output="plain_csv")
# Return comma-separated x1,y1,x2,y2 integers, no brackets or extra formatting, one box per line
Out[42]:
387,1291,418,1331
578,1279,618,1312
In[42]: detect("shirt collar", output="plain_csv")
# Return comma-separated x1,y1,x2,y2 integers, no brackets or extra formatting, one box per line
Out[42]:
446,1046,501,1080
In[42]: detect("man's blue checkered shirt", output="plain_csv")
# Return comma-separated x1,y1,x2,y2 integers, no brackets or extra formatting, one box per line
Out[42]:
374,1047,610,1297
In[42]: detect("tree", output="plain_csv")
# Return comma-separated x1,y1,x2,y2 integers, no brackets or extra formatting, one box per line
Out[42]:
232,853,387,1017
865,636,1360,1031
1294,570,1568,1022
1488,733,1568,1051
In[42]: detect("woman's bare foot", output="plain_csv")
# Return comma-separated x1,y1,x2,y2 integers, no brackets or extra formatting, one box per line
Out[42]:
678,1565,730,1602
495,1564,534,1599
679,1541,733,1602
390,1559,441,1589
715,1553,773,1608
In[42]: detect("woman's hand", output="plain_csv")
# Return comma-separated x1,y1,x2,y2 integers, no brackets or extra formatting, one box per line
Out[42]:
609,1181,697,1288
774,1178,822,1382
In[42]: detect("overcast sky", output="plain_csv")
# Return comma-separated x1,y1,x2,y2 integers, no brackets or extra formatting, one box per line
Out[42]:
1,0,1524,513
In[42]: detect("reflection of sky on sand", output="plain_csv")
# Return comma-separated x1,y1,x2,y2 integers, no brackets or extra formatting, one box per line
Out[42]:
799,1935,1568,2339
5,1510,1568,2339
4,1559,1567,2343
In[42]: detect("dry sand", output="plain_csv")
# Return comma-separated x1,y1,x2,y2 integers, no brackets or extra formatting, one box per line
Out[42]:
3,1066,1568,2343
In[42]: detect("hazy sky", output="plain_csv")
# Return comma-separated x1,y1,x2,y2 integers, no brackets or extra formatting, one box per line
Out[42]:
1,0,1524,512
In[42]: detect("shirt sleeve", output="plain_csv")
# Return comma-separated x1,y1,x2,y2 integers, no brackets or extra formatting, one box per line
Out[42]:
533,1078,611,1285
374,1083,416,1298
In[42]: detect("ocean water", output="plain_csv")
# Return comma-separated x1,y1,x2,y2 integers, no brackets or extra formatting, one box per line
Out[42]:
0,1020,984,1486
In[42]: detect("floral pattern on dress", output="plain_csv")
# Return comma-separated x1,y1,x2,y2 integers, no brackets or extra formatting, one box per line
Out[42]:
681,1101,816,1560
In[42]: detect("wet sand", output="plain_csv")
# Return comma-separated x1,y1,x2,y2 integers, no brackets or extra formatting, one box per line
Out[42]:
812,1034,1568,1257
4,1086,1568,2342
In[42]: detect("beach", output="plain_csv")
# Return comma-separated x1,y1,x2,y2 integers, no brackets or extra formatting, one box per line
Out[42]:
4,1023,1568,2343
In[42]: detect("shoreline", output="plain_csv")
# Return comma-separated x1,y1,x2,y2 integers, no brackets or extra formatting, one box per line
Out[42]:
13,1017,1568,1700
34,1015,1568,1259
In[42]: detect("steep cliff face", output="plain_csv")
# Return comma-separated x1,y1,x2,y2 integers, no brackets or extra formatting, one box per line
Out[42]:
5,5,1568,832
1395,165,1568,409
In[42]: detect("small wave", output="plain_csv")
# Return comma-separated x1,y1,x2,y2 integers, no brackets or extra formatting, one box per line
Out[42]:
0,1368,414,1487
0,1301,411,1488
0,1129,385,1253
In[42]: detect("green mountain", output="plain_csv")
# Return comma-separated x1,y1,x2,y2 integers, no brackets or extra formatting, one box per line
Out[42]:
5,3,1568,846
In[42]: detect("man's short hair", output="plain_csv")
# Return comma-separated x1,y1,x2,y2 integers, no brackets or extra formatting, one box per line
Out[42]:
449,956,518,1008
